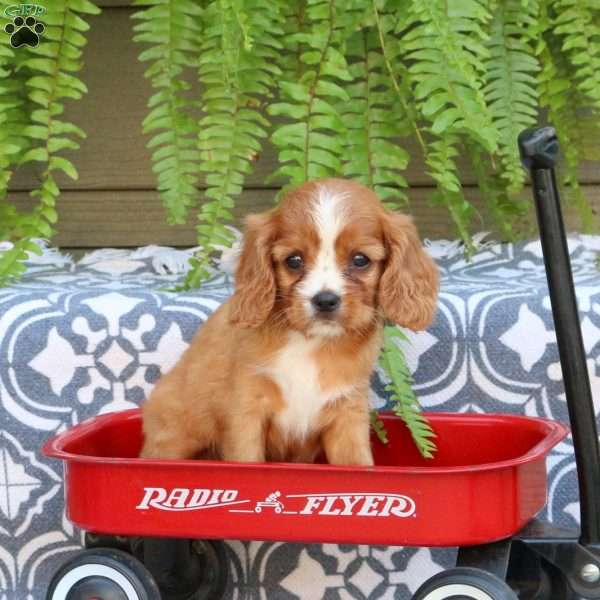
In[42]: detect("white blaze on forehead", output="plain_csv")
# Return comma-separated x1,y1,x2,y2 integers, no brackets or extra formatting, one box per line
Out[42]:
299,186,348,301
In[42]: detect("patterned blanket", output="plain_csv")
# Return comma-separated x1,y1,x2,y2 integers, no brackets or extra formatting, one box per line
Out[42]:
1,236,598,599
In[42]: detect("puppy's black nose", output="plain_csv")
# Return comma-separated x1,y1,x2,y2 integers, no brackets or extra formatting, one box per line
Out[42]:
311,291,341,313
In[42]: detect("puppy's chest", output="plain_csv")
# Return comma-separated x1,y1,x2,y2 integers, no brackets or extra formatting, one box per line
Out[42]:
263,334,352,439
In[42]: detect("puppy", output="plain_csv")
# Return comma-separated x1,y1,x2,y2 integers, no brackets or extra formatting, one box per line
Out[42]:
140,178,438,466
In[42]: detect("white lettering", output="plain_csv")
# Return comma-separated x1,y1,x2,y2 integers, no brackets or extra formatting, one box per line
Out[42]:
357,495,384,516
137,489,415,517
166,488,190,509
300,496,325,514
388,496,415,517
320,496,341,516
222,490,238,503
189,489,210,508
136,487,167,510
208,489,223,505
339,495,362,515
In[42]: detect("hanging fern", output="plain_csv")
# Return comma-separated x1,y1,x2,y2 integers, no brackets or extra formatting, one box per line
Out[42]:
0,0,99,284
397,0,498,151
183,0,285,288
342,27,410,208
132,0,202,226
380,326,437,459
0,1,37,240
468,140,527,240
370,409,388,444
0,21,19,235
2,0,600,291
538,1,600,230
268,0,356,188
485,0,540,193
553,0,600,111
368,2,472,243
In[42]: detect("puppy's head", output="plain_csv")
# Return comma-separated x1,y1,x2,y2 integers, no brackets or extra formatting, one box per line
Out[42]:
229,179,439,336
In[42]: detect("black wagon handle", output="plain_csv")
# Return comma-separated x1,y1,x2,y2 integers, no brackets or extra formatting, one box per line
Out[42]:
519,127,600,546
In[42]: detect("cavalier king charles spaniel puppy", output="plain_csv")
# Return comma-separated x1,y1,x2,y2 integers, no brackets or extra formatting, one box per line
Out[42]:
140,178,439,466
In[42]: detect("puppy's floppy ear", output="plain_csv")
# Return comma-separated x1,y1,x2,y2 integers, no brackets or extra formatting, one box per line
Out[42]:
229,212,276,327
379,212,439,330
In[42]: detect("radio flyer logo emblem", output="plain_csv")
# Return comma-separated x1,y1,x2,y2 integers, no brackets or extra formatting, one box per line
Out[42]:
4,4,46,48
137,487,417,518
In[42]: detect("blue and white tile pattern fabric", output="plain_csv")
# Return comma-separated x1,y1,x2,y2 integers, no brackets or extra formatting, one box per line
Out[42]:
1,236,599,599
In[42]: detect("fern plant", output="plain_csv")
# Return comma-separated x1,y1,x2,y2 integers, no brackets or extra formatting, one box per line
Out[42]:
132,0,203,226
485,0,540,193
537,0,600,230
0,9,20,239
0,0,99,284
379,326,437,458
268,0,361,190
3,0,600,285
184,0,285,286
342,26,410,208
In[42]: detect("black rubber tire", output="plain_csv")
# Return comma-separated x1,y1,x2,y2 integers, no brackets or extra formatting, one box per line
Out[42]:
129,538,229,600
413,567,519,600
46,547,161,600
188,539,229,600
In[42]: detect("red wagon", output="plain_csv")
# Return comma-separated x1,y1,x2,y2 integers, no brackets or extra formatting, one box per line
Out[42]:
43,129,600,600
43,410,567,548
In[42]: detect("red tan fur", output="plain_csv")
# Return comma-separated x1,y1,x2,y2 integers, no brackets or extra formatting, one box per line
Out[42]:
140,178,439,466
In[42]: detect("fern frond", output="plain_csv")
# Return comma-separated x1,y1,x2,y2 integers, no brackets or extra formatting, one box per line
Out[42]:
0,0,99,285
538,4,600,230
380,326,437,459
370,409,388,444
0,3,27,201
268,0,359,188
425,135,476,248
183,0,285,288
398,0,499,152
373,1,476,243
552,0,600,110
484,0,539,193
342,27,409,208
468,140,526,239
132,0,202,225
0,92,19,204
371,0,426,152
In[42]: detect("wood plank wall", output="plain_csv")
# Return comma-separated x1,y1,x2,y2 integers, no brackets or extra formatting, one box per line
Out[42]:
9,2,600,249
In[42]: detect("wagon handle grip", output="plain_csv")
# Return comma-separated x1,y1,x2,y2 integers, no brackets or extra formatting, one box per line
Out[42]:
519,127,600,547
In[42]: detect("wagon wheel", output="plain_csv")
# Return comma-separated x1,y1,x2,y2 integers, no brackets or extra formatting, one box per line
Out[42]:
413,567,518,600
130,537,229,600
46,548,160,600
188,540,229,600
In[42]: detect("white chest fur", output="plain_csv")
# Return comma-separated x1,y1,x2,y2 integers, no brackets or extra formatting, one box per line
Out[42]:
263,332,352,440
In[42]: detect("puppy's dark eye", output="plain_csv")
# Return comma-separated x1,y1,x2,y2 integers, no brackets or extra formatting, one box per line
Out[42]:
285,254,303,270
351,253,370,268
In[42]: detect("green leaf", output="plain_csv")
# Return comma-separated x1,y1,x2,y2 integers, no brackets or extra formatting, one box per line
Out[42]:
370,410,389,444
49,156,78,180
380,326,437,459
22,148,49,163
